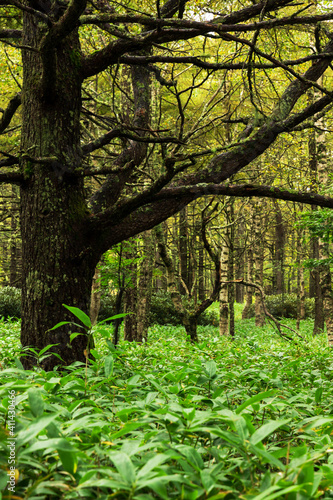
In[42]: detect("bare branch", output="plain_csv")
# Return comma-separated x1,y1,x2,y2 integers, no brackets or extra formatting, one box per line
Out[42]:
0,171,23,184
120,53,333,71
80,0,292,78
153,184,333,210
81,127,182,155
235,279,305,342
0,93,21,134
0,29,22,40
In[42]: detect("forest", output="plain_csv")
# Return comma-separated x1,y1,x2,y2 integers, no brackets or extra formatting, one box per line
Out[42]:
3,0,333,497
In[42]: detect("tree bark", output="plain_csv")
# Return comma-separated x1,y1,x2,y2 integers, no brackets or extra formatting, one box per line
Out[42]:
219,238,229,336
273,201,285,295
136,230,154,342
254,204,265,327
90,266,102,326
242,247,254,320
20,19,100,369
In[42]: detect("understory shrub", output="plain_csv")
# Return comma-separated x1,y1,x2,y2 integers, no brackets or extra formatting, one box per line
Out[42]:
98,290,219,326
149,290,219,326
0,286,21,319
247,293,314,319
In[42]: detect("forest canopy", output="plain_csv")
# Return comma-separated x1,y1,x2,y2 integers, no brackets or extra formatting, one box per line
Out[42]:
1,0,333,367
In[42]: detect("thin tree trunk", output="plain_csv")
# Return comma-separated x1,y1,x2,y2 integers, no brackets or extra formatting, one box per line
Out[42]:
273,201,285,295
228,202,235,337
136,230,154,342
90,266,102,326
242,248,254,319
254,204,265,327
219,236,229,335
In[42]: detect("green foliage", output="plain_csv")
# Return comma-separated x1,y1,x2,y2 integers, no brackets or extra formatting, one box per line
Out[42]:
149,290,219,326
0,286,21,319
1,316,333,498
98,294,117,322
298,209,333,243
98,291,219,326
247,293,314,319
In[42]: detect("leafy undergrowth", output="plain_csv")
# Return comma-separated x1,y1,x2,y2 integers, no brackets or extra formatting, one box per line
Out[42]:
1,318,333,499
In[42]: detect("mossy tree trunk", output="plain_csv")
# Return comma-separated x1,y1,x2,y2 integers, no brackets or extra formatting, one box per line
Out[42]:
20,15,100,368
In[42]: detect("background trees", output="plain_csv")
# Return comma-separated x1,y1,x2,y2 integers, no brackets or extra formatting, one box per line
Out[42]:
2,0,333,366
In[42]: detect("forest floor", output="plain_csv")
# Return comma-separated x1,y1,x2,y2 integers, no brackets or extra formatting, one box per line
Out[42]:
1,310,333,499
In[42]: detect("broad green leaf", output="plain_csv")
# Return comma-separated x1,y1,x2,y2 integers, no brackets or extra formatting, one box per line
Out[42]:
315,387,323,404
57,439,78,474
250,419,290,446
176,444,204,469
105,354,114,378
205,360,217,378
63,304,91,328
14,358,24,370
111,421,145,439
110,452,136,485
28,389,44,417
38,343,60,356
200,469,216,493
252,484,306,500
137,454,169,479
128,374,141,386
235,390,276,414
16,414,59,446
49,321,71,331
69,332,83,342
99,313,128,324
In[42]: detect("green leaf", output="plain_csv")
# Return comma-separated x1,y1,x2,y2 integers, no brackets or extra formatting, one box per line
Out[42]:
38,343,60,356
69,332,84,343
128,374,141,386
250,419,290,446
49,321,71,331
110,452,136,485
28,389,44,417
99,313,128,324
17,414,59,446
315,387,323,404
235,390,276,414
137,454,169,479
14,357,24,370
205,360,216,378
200,469,216,493
63,304,91,329
105,354,114,378
252,484,305,500
57,439,78,474
110,422,144,439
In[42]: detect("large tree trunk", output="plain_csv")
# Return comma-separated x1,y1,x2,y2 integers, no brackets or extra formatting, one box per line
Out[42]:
20,18,99,369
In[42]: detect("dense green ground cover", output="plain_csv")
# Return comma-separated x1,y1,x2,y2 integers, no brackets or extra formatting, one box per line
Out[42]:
1,311,333,499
